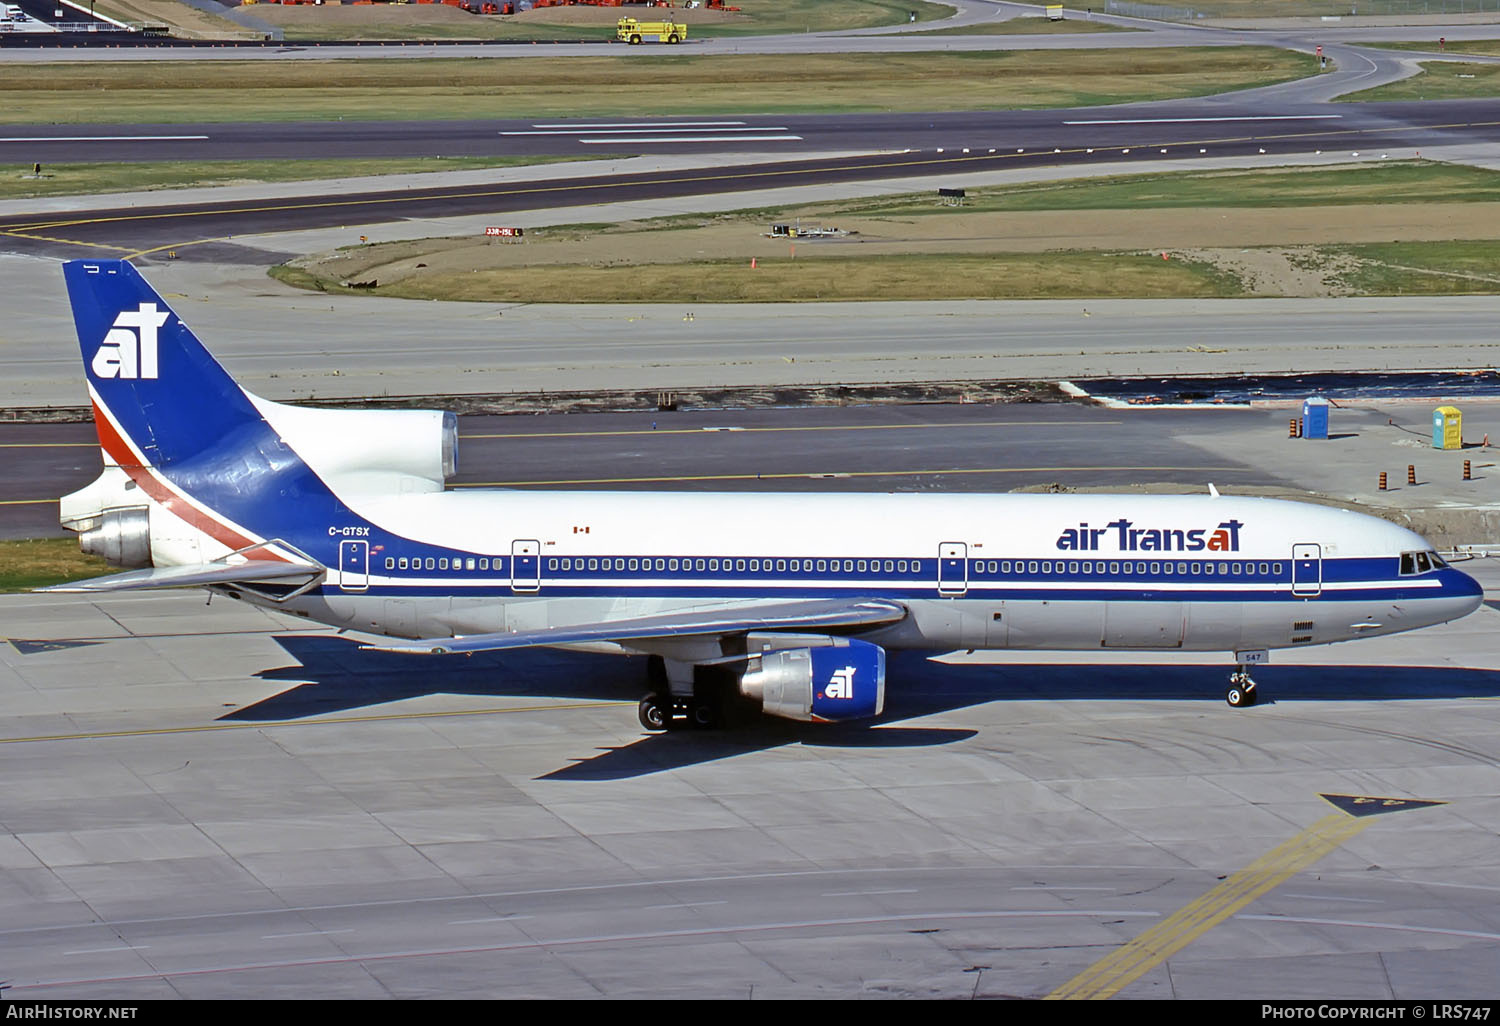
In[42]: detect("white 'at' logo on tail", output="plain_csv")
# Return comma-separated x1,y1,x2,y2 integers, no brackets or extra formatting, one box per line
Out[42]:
92,303,170,380
827,666,857,699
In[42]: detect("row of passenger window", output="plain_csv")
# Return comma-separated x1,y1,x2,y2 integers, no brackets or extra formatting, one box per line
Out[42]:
976,560,1285,578
380,555,1286,577
547,556,920,574
387,556,494,571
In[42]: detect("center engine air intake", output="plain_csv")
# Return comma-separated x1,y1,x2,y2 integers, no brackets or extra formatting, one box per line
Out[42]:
249,398,458,493
76,506,152,568
738,637,886,723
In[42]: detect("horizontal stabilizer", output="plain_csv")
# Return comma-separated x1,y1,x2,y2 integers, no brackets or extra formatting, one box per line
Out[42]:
38,559,324,594
369,598,908,656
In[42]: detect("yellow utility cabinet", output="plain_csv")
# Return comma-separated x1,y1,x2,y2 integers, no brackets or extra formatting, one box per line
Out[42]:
1433,406,1462,450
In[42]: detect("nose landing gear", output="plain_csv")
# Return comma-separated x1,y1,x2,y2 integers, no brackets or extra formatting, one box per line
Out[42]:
1226,667,1259,708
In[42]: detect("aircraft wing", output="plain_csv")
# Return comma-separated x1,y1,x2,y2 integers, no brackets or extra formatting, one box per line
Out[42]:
37,559,325,594
368,597,908,655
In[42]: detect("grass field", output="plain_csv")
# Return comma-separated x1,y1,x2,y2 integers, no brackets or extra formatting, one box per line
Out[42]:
684,0,955,36
824,161,1500,216
0,538,108,594
272,161,1500,303
598,161,1500,232
1325,240,1500,295
257,0,957,42
1,48,1317,124
263,18,606,42
287,250,1247,303
0,155,607,201
1365,40,1500,56
84,0,953,41
1341,62,1500,102
1113,0,1469,17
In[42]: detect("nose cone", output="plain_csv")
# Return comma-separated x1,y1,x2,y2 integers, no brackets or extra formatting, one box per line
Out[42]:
1444,567,1485,621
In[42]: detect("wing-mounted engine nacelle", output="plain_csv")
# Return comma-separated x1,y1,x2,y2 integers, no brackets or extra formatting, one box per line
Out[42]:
738,637,886,723
73,505,152,568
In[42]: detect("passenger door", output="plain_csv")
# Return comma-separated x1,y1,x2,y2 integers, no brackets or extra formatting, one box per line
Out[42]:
511,539,540,593
337,540,368,592
937,542,968,596
1292,543,1322,597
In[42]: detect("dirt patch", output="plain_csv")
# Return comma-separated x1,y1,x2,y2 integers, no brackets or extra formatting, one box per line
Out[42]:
294,202,1500,299
99,0,257,37
246,2,743,32
1176,246,1367,297
248,4,514,29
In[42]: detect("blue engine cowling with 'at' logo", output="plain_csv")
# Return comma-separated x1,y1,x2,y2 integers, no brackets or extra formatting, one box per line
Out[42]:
738,637,886,723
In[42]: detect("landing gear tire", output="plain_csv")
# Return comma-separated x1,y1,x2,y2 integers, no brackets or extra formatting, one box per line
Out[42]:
1226,670,1258,708
690,701,718,730
638,694,668,731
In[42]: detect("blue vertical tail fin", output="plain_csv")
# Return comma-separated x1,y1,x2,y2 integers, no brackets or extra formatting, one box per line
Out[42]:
63,259,345,558
64,259,264,468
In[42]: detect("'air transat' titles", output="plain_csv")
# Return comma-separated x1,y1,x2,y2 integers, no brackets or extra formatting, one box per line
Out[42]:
1055,519,1244,552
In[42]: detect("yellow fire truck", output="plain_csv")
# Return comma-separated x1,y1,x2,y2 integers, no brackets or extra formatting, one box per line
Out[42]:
617,17,686,44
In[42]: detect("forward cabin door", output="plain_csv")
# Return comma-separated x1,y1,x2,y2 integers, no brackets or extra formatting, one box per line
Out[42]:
1292,543,1322,597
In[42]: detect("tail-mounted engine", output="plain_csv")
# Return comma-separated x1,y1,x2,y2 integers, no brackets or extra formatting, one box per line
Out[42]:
738,637,886,723
72,505,152,568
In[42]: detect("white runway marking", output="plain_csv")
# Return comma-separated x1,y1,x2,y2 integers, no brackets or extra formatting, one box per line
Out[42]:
1062,116,1343,125
64,946,150,956
526,121,749,129
581,135,803,144
642,901,729,910
502,126,785,136
1238,914,1500,942
504,122,802,146
0,135,211,142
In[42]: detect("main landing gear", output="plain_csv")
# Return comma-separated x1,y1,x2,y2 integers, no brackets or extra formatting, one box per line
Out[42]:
1226,666,1259,708
637,692,720,731
638,655,735,731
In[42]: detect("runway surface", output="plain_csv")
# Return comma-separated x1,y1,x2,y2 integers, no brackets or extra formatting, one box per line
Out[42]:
5,100,1496,165
4,100,1498,261
2,560,1497,998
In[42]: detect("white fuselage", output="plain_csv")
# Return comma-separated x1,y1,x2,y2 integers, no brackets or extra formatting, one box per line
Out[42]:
220,489,1478,660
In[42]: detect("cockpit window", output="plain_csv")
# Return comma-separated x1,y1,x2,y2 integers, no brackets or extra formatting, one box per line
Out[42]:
1400,550,1445,576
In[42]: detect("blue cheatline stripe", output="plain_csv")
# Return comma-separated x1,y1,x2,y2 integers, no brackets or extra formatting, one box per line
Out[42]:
322,582,1451,604
357,553,1433,588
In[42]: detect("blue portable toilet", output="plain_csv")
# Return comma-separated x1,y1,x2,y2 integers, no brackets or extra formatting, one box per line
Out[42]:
1302,397,1330,439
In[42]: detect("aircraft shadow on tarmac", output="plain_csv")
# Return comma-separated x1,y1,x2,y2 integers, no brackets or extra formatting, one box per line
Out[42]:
232,635,1500,779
